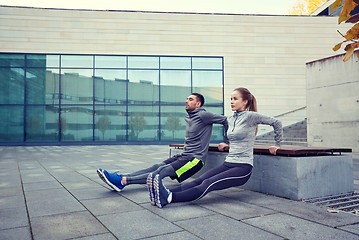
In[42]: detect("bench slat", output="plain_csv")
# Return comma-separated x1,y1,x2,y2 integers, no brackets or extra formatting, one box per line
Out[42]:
169,144,352,156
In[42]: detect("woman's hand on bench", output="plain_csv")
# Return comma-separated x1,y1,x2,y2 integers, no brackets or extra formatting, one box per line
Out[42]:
269,146,280,155
218,143,229,151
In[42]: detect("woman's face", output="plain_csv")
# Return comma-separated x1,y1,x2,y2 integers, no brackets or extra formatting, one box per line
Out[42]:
231,91,248,112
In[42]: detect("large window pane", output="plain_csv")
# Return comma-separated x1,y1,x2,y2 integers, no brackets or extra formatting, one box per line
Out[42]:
94,69,127,104
160,57,191,69
192,57,223,70
25,105,59,142
95,55,126,68
26,54,60,68
0,53,224,145
26,69,60,104
0,105,24,142
95,105,126,141
192,71,223,105
160,70,191,105
128,70,159,104
60,105,93,141
61,69,93,104
0,54,25,67
160,106,186,141
128,105,159,141
61,55,93,68
0,68,24,104
128,56,159,69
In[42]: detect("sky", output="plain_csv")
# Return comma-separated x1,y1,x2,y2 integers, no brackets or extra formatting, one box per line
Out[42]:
0,0,300,15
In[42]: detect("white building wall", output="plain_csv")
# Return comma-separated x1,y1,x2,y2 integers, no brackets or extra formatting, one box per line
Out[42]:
0,6,348,135
306,52,359,152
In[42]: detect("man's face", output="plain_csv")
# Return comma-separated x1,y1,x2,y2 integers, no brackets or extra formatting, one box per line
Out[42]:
185,95,201,112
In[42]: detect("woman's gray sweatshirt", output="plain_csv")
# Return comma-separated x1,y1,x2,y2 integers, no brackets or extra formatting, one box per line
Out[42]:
225,110,282,165
182,107,228,163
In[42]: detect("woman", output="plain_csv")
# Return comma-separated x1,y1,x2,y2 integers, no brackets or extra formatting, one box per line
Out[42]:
149,87,283,208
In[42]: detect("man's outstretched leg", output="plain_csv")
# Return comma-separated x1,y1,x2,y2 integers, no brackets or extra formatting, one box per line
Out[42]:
97,154,182,191
97,162,166,191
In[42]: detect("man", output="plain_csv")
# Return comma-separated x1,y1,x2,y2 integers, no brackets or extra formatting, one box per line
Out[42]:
97,93,228,200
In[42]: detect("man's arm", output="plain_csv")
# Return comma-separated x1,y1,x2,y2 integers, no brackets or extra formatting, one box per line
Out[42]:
201,111,229,144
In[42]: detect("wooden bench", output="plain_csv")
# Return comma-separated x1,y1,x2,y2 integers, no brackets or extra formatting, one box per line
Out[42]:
169,144,353,200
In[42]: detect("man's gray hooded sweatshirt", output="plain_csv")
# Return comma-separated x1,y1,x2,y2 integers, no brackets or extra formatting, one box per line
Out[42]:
181,107,228,163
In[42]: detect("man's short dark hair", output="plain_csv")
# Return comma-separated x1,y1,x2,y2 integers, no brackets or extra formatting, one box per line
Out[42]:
191,93,205,107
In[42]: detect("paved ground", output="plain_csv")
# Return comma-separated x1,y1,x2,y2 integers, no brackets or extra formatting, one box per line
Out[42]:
0,145,358,240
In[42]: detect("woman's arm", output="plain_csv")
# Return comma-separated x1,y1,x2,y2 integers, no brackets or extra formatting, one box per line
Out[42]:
249,112,283,154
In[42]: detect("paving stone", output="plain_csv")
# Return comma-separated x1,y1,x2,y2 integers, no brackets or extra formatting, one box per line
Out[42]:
195,193,277,220
25,188,85,218
50,171,90,183
217,187,359,226
0,169,22,188
117,185,153,203
0,226,32,240
216,187,291,207
0,186,23,198
175,213,282,240
20,170,55,183
70,232,117,240
252,196,359,227
98,209,181,239
61,178,101,189
31,211,108,240
0,160,19,171
67,186,119,201
18,162,43,171
0,207,28,230
25,188,73,202
145,230,202,240
23,180,62,192
0,195,25,209
141,202,216,222
243,212,359,240
81,196,143,216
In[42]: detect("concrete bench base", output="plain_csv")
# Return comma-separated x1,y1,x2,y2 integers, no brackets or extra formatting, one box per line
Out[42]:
244,154,353,200
169,148,354,200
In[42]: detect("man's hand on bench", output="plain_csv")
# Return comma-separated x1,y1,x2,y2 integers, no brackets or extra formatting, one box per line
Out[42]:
218,143,229,151
269,146,280,155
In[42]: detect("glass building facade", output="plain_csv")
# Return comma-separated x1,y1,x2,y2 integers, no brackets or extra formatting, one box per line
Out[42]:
0,53,224,145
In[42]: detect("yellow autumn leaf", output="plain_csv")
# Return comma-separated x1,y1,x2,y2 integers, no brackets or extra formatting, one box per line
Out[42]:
345,23,359,40
331,0,343,12
343,46,355,62
333,42,343,51
339,0,358,24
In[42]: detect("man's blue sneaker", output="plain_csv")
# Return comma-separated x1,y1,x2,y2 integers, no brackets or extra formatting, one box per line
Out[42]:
97,168,125,192
153,174,172,208
146,173,155,206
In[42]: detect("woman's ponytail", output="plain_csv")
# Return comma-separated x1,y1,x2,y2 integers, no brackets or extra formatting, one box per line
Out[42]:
248,94,257,112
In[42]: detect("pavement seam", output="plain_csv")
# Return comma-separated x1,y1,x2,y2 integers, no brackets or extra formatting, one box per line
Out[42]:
16,151,35,240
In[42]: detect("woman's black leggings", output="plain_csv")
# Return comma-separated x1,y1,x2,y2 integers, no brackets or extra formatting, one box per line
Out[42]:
171,162,252,203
